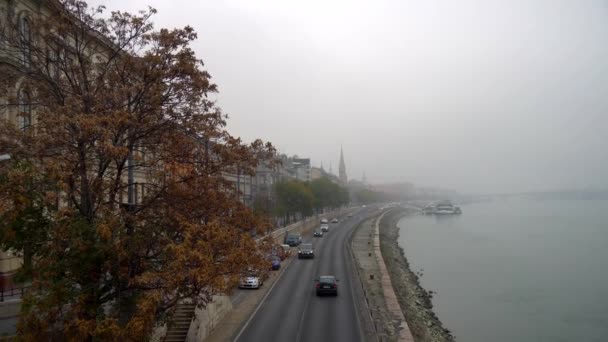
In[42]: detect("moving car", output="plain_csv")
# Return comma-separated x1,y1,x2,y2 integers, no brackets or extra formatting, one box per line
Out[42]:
313,229,323,237
320,223,329,232
285,233,302,246
320,218,329,224
239,272,263,289
315,275,338,296
298,243,315,259
331,218,339,223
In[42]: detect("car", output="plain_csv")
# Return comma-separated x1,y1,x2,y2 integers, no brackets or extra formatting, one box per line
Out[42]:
298,243,315,259
331,218,339,223
313,229,323,237
268,255,281,270
320,218,329,224
320,223,329,232
285,233,302,246
280,244,292,257
315,275,338,296
239,272,263,289
272,245,287,260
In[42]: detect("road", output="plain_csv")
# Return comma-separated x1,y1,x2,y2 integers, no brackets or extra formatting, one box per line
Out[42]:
234,208,374,342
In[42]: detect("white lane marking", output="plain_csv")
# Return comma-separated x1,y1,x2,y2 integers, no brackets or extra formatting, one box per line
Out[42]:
233,252,292,342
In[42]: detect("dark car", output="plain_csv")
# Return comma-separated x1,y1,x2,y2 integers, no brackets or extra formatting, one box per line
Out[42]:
298,243,314,259
315,275,338,296
313,229,323,237
285,233,302,246
268,255,281,270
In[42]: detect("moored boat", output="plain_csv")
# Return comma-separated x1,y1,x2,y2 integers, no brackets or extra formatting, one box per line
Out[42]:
435,201,456,215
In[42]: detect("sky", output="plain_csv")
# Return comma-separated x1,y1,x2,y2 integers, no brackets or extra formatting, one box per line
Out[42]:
90,0,608,194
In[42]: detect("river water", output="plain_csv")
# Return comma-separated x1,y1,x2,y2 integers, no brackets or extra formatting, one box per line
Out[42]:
397,199,608,342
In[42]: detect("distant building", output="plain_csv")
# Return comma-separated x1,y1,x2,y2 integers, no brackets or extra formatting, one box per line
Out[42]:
291,158,311,182
311,166,340,184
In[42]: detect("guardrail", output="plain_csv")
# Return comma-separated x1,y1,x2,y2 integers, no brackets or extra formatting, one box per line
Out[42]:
0,285,29,302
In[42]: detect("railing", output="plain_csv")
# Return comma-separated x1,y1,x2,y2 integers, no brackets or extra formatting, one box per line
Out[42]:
0,285,30,302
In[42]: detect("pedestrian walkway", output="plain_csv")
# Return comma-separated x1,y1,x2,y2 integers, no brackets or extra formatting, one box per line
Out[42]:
351,211,416,342
374,211,415,342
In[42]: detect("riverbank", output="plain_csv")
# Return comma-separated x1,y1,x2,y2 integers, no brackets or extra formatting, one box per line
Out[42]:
379,208,455,341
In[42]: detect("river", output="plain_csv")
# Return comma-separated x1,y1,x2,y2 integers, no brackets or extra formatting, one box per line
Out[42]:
397,198,608,342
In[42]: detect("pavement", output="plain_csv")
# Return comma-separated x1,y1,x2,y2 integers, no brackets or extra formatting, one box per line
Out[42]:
0,317,16,338
220,207,376,342
351,215,399,341
373,212,415,342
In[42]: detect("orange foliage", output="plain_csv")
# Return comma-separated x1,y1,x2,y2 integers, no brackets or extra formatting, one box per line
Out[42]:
0,1,275,340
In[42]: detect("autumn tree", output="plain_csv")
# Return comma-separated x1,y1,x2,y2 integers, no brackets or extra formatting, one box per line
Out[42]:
0,1,275,340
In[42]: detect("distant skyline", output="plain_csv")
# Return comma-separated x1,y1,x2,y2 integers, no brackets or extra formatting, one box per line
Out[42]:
91,0,608,194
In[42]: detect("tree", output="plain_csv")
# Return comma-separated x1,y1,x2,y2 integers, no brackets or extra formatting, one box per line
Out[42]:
309,177,350,212
273,180,314,223
0,1,275,340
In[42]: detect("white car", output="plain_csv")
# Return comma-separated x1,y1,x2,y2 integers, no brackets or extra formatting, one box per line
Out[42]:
320,223,329,232
331,218,339,223
239,273,262,289
320,218,329,224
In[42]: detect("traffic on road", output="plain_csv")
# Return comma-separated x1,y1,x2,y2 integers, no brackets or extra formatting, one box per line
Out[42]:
233,207,374,342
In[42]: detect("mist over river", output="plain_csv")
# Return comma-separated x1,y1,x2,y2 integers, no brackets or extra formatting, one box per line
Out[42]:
397,199,608,342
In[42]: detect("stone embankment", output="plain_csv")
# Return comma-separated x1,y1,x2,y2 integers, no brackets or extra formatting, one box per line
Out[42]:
378,208,455,341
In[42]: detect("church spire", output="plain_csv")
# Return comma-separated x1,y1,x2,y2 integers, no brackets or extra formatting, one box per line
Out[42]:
339,146,347,185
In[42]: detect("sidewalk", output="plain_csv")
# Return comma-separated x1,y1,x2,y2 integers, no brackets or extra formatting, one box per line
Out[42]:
351,214,414,342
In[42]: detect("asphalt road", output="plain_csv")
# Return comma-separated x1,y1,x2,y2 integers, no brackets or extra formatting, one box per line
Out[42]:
234,208,374,342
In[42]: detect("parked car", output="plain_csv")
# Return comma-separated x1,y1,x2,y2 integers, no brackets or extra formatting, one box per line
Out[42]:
331,218,339,223
239,272,263,289
272,245,287,260
285,233,302,246
320,223,329,232
268,255,281,270
298,243,315,259
315,275,338,296
280,244,292,257
313,229,323,237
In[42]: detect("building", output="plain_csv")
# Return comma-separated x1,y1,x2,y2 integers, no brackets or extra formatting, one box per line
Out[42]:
291,157,311,182
0,0,155,292
0,0,46,292
311,165,341,184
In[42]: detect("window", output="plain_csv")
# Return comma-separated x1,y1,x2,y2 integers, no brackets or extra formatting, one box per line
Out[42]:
19,15,31,67
17,89,31,130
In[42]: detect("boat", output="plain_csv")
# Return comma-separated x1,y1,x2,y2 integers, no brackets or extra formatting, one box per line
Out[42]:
434,201,456,215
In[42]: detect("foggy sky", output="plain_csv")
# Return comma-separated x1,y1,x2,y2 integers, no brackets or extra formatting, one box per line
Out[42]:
90,0,608,194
